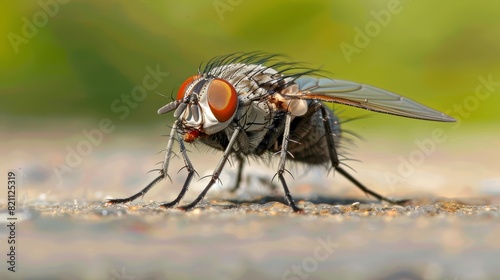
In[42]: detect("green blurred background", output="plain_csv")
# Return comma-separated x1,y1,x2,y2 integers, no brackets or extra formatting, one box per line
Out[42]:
2,0,499,132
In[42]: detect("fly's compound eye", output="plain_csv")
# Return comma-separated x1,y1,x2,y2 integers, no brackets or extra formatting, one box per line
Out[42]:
177,75,200,100
207,78,238,122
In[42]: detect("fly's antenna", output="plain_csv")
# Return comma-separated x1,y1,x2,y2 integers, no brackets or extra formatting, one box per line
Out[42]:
154,90,169,98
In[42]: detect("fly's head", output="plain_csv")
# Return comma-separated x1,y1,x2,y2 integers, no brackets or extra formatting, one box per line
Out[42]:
157,75,239,142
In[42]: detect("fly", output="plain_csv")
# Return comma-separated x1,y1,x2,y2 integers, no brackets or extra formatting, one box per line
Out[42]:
107,52,456,213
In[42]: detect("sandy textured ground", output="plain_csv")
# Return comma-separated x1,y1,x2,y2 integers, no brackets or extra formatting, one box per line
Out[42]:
2,198,500,280
1,127,499,279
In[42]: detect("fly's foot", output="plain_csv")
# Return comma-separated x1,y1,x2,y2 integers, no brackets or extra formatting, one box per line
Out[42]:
105,198,131,205
159,201,178,209
389,198,411,205
177,204,197,212
291,206,305,214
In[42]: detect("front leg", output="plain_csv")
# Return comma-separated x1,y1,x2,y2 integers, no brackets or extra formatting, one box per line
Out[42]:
106,121,180,205
178,127,242,211
159,132,197,208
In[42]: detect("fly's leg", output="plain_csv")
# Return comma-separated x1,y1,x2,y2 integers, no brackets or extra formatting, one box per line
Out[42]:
319,105,408,205
178,127,241,211
106,121,180,205
229,154,244,193
106,174,164,204
159,131,197,208
276,112,304,213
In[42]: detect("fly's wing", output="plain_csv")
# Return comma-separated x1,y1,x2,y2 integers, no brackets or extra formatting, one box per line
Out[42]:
292,77,455,122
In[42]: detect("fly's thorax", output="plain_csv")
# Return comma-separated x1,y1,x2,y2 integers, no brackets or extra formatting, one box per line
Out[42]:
209,63,290,102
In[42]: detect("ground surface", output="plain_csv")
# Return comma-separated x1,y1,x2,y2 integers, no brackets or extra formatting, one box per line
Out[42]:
2,198,500,280
1,128,499,279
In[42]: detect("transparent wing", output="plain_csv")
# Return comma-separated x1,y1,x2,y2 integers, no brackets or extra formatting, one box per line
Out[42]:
292,77,455,122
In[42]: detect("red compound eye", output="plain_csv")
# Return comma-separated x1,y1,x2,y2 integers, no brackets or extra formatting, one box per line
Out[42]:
207,78,238,122
176,75,200,100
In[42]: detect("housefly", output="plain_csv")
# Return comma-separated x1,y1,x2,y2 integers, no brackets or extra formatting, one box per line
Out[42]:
107,52,455,213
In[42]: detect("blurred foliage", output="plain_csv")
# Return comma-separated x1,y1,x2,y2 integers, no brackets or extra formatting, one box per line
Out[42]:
1,0,499,130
